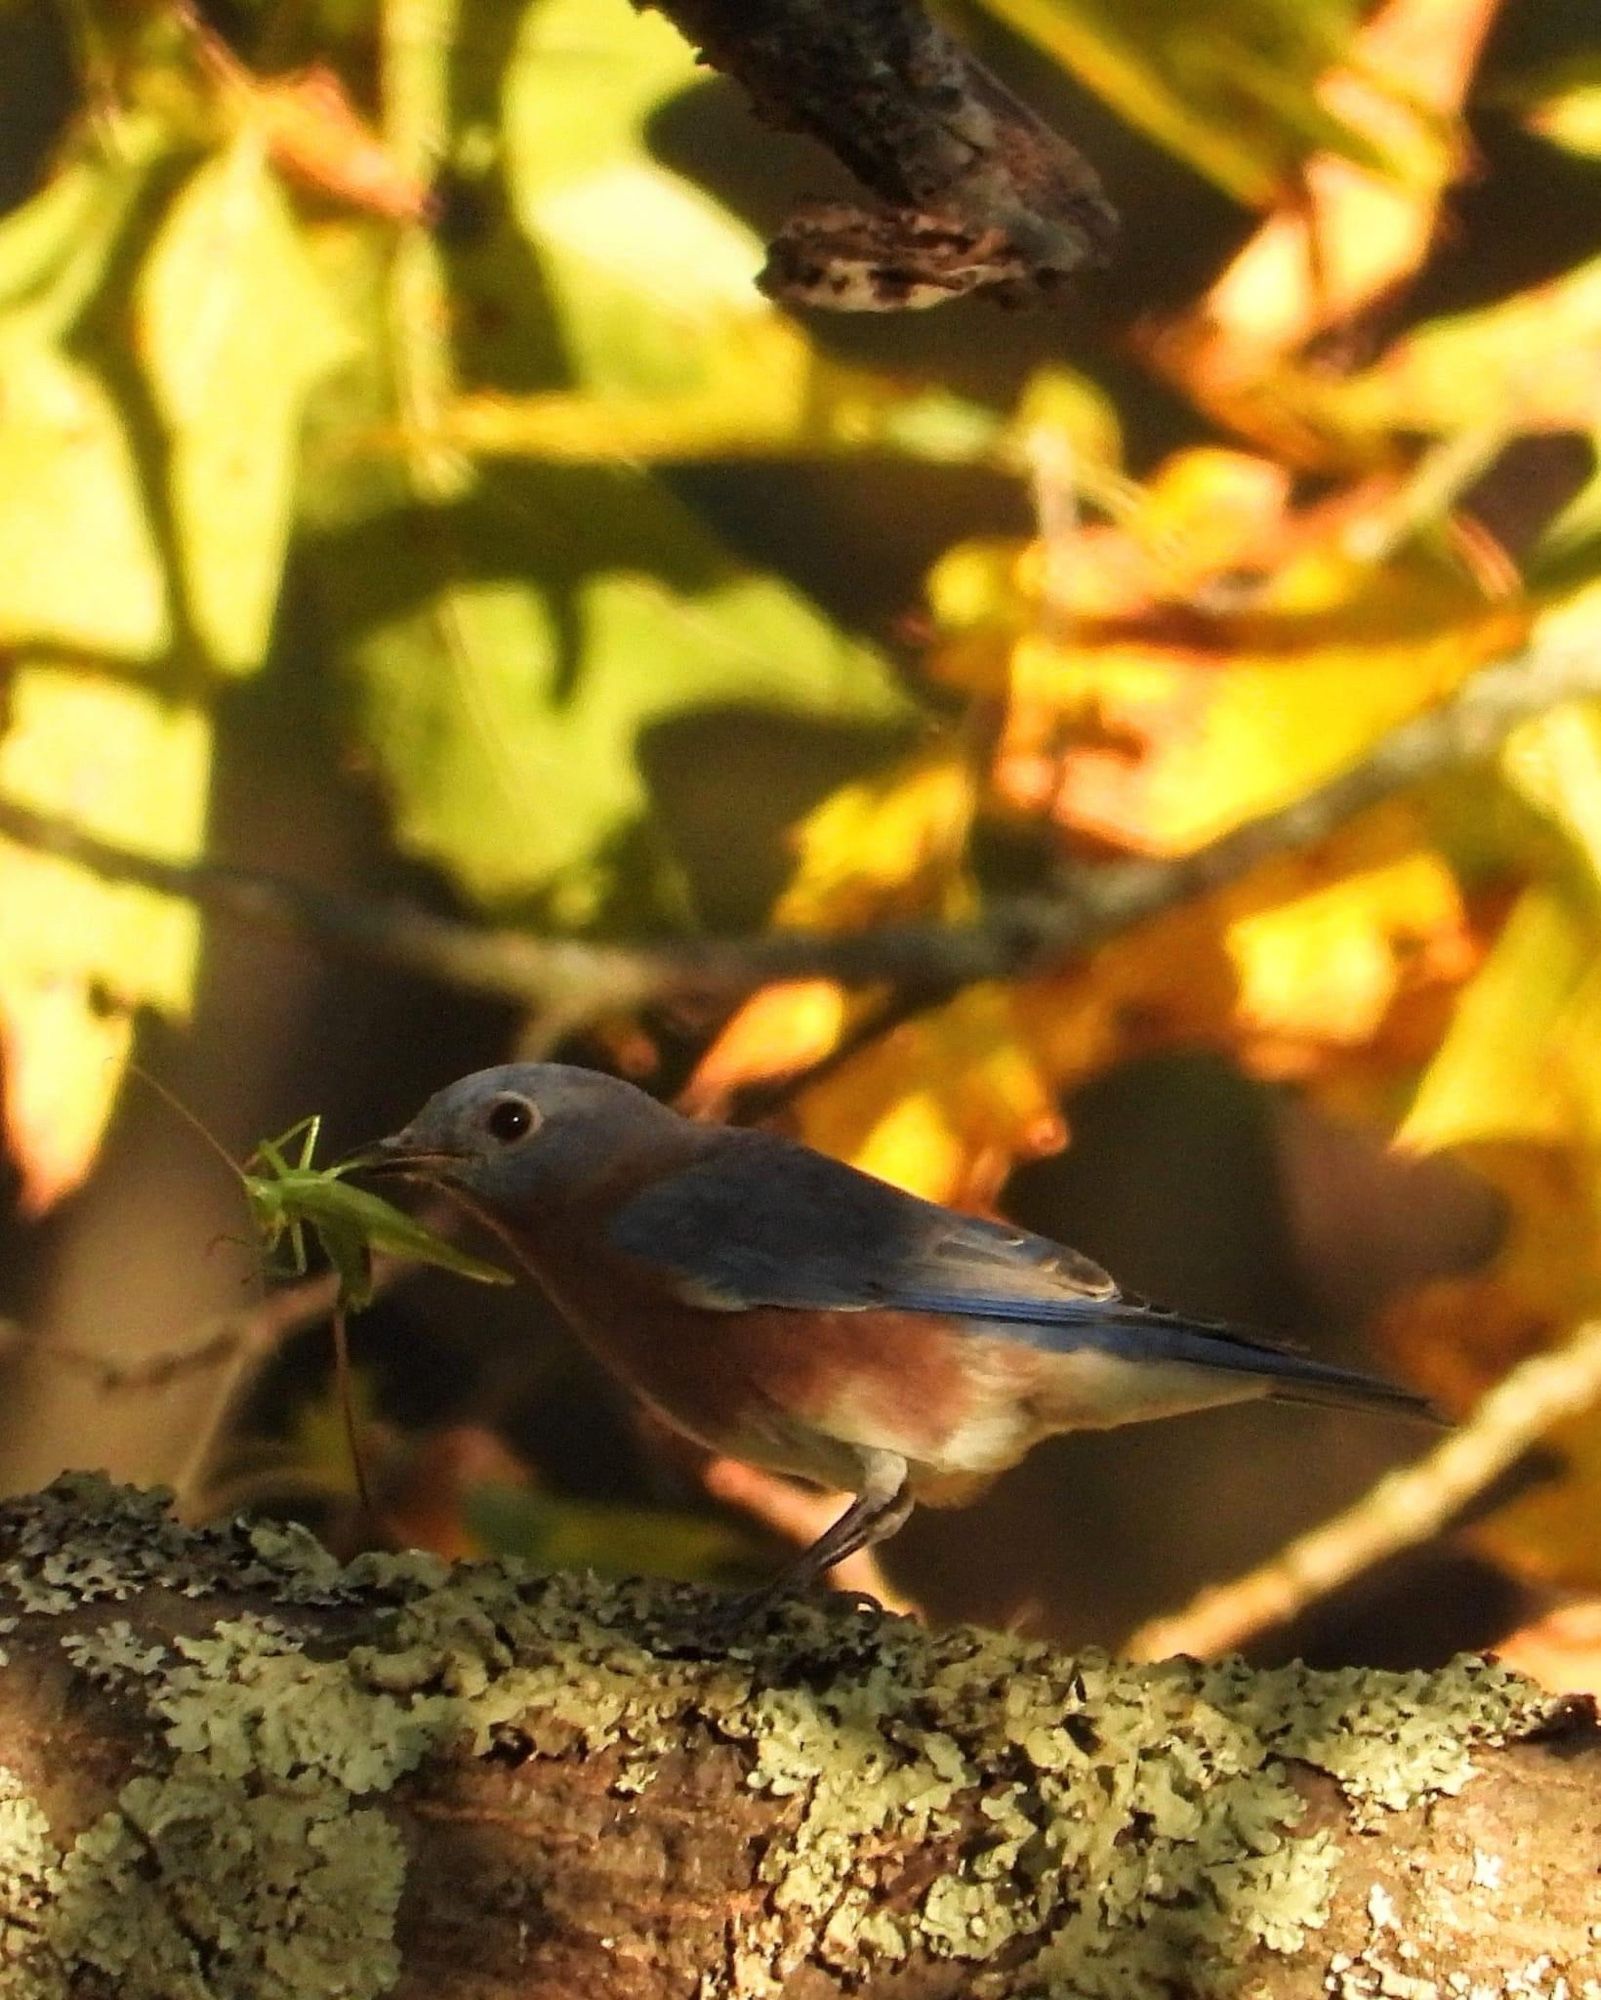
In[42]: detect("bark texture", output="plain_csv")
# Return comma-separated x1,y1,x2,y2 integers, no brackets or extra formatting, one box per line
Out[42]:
641,0,1116,308
0,1475,1596,1999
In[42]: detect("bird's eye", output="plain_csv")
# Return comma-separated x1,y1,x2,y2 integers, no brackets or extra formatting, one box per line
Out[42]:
484,1095,538,1145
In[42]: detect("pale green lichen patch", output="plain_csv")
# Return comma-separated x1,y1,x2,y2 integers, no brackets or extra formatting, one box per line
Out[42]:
526,1603,1560,1998
703,1629,1351,1993
0,1768,62,1970
0,1481,419,1998
51,1764,404,2000
237,1519,351,1604
0,1473,356,1620
1228,1654,1552,1817
154,1611,468,1793
59,1620,169,1687
0,1476,190,1615
0,1481,1575,1999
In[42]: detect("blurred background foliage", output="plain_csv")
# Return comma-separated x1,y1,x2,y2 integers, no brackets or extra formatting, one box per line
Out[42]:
2,0,1601,1668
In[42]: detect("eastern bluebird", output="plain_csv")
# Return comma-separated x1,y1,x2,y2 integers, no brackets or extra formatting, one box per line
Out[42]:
376,1063,1437,1588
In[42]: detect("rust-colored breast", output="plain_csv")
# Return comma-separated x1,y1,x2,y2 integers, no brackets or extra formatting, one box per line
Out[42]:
498,1205,1051,1489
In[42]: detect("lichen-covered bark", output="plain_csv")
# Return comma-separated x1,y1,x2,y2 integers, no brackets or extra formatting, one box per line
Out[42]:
640,0,1117,308
0,1476,1595,1999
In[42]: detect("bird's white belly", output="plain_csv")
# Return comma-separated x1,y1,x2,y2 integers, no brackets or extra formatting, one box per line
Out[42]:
1034,1345,1269,1432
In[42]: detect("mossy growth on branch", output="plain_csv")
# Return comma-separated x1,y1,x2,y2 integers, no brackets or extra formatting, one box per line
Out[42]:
0,1473,1571,1998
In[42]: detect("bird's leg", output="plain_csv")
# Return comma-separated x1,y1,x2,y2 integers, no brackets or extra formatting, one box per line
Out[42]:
771,1449,912,1599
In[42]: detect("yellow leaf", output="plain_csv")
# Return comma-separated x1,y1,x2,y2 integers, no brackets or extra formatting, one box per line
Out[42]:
1008,366,1124,475
1306,254,1601,449
1380,874,1601,1590
0,333,168,658
1402,885,1601,1158
682,751,975,1109
137,139,346,673
1502,702,1601,891
1011,806,1471,1106
1507,60,1601,160
681,981,852,1114
1527,86,1601,159
0,138,180,660
925,539,1033,697
776,750,976,931
0,668,208,1209
1226,833,1470,1076
1131,450,1293,591
982,459,1525,854
794,985,1065,1206
1166,0,1492,396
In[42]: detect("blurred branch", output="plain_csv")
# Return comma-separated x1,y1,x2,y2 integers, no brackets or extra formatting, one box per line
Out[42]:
43,1268,345,1393
646,0,1116,309
2,639,1599,1043
1126,1316,1601,1662
39,1198,458,1515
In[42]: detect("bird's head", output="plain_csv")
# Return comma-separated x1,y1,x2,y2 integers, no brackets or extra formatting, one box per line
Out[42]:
372,1063,701,1211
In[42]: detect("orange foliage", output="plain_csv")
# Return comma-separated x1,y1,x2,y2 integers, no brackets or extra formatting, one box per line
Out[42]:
1155,0,1498,451
692,443,1508,1206
248,67,434,222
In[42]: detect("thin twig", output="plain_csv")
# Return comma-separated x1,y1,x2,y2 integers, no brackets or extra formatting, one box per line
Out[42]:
42,1267,347,1391
1125,1317,1601,1662
40,1198,460,1517
2,639,1598,1039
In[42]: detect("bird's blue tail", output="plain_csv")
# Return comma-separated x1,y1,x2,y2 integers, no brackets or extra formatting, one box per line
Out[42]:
1083,1303,1445,1423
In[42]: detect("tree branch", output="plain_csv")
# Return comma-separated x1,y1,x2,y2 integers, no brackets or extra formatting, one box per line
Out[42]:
0,1474,1594,1999
2,639,1597,1045
642,0,1117,309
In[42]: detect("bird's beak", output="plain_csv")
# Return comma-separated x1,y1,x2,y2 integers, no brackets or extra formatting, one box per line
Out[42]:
350,1132,470,1177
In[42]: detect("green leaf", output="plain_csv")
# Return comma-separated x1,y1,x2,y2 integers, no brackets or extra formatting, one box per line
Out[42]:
0,113,340,1204
396,0,1006,473
0,329,173,657
428,357,1006,469
503,0,770,396
300,0,912,928
326,466,909,925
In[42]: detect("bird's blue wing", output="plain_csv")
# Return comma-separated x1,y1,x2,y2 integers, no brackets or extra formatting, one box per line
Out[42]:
605,1129,1118,1316
606,1130,1438,1419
